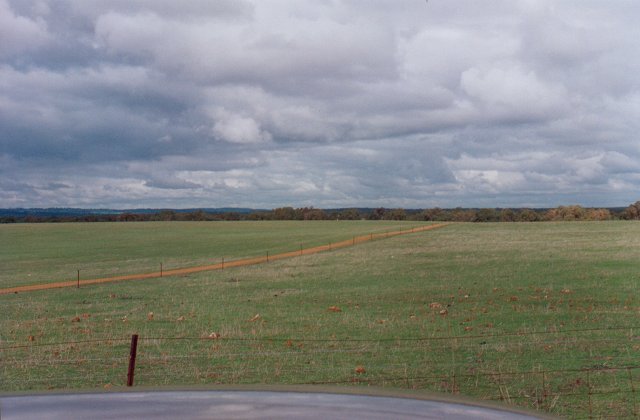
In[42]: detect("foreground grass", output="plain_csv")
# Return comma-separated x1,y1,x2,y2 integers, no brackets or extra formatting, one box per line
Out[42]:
1,221,639,418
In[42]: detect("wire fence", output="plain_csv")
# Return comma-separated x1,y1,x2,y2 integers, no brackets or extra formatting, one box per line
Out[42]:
0,224,448,295
2,326,638,418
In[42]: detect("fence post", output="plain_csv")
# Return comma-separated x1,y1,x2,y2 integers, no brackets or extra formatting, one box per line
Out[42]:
160,262,163,278
266,251,269,262
77,270,80,289
222,257,224,270
127,334,139,387
541,371,547,410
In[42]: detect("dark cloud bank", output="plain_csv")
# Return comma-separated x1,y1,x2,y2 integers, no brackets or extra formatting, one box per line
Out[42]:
1,0,639,209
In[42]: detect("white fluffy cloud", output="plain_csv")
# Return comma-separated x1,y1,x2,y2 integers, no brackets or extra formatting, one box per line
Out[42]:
460,63,568,121
1,0,639,208
212,109,272,144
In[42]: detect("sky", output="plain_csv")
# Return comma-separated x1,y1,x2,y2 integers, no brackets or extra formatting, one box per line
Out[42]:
1,0,639,209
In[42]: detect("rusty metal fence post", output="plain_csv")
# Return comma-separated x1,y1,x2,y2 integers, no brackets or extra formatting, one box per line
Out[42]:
127,334,139,386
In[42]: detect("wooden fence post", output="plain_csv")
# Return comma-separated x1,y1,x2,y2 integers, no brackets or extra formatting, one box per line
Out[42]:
127,334,139,386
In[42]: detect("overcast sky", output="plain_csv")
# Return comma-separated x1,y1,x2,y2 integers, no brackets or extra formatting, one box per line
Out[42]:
1,0,639,209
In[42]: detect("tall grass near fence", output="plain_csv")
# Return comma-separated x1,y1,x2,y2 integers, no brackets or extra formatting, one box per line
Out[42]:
1,221,639,418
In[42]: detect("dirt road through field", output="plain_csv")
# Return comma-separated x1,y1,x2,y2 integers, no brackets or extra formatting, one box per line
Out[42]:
0,223,450,295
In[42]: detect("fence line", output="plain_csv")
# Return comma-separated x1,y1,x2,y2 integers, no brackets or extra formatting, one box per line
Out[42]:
0,337,131,350
2,324,635,351
0,223,450,295
142,324,639,343
3,329,638,418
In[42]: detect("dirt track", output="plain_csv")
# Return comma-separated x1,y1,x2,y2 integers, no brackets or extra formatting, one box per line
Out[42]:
0,223,450,295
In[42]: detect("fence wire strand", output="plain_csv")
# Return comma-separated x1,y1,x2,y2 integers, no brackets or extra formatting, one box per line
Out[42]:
2,328,638,419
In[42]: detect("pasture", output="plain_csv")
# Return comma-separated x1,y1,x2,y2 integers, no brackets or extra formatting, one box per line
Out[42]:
1,221,639,418
0,221,424,289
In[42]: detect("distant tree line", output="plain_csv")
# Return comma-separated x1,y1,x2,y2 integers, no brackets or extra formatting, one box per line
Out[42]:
2,202,640,223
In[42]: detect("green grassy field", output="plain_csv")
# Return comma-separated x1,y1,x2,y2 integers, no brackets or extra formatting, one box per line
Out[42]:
1,221,639,418
0,221,424,288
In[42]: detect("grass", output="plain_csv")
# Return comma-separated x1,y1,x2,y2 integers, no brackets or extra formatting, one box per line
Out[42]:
0,220,425,288
1,221,639,418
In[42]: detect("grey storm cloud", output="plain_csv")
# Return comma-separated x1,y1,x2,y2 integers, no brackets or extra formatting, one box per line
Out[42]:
1,0,639,209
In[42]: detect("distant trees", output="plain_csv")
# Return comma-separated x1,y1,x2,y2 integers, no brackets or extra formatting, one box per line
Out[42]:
450,208,476,222
157,210,177,221
368,208,386,220
273,207,297,220
387,208,407,220
545,205,585,221
474,208,499,222
499,208,516,222
337,208,362,220
2,202,635,223
301,208,327,220
118,213,141,222
273,207,327,220
585,208,611,221
286,205,589,221
544,205,612,222
413,206,616,223
517,208,540,222
418,207,444,221
621,201,640,220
